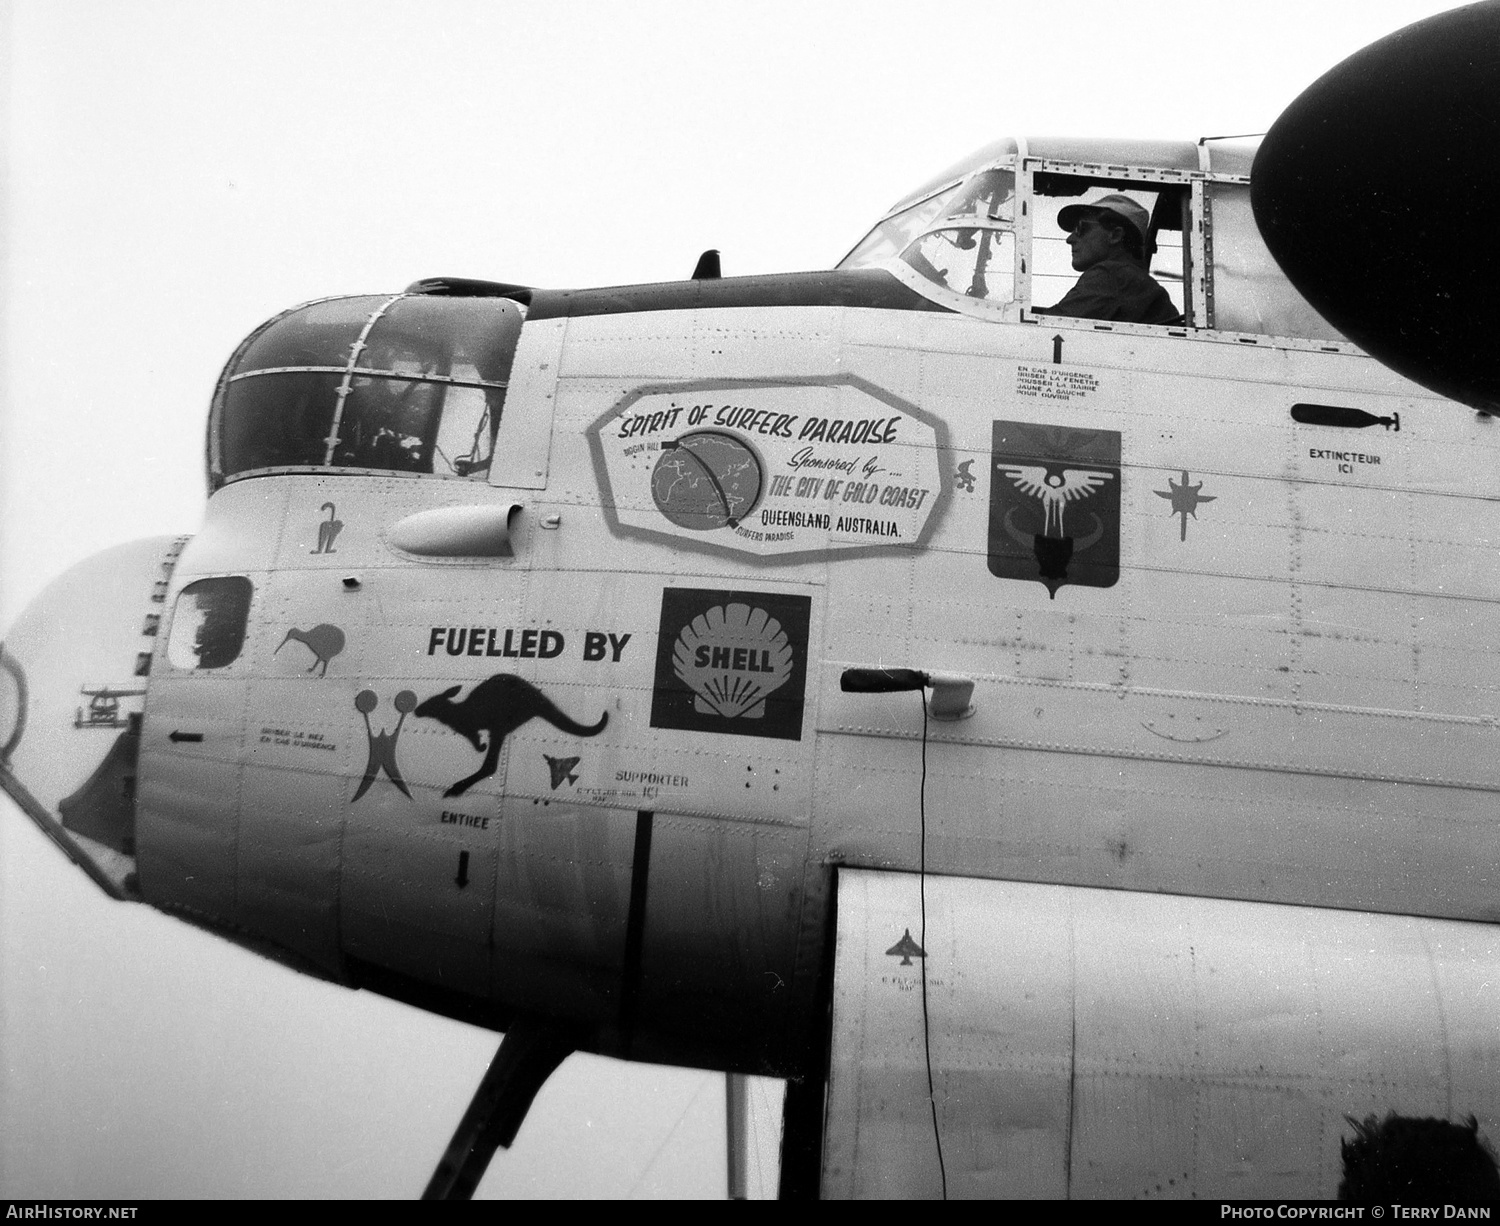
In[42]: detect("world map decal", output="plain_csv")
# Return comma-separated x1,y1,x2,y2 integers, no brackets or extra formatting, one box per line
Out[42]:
651,432,764,530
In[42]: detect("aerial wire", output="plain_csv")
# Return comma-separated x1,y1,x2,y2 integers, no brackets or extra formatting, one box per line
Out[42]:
626,1072,716,1198
918,690,948,1199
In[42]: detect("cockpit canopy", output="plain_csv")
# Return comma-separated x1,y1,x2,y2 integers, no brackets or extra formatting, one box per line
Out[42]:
838,136,1346,345
208,293,523,491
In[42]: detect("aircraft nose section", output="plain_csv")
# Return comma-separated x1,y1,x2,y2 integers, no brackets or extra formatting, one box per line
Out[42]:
0,537,187,898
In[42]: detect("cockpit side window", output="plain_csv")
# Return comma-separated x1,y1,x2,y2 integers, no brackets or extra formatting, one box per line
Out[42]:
1026,169,1189,326
845,150,1352,347
167,577,253,670
1203,182,1347,342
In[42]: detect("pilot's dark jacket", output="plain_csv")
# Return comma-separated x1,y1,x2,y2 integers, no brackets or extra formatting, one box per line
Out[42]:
1036,256,1179,325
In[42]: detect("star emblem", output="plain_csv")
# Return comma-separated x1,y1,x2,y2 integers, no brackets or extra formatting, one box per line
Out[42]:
1154,470,1216,541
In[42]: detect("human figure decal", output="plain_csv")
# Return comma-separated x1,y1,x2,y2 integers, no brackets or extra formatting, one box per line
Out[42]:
352,688,415,801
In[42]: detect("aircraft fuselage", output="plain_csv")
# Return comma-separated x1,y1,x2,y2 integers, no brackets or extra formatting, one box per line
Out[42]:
7,142,1500,1183
118,274,1500,1078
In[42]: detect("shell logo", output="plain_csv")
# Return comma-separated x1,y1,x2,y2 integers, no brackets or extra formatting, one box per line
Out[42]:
671,603,793,719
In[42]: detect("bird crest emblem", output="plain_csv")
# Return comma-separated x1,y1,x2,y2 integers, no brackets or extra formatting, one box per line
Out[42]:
987,421,1121,597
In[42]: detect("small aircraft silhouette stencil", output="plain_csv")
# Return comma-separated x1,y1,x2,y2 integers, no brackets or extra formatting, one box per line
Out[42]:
886,928,927,966
544,755,581,789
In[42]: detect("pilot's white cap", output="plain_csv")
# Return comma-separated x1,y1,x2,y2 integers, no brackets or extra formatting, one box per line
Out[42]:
1057,193,1150,241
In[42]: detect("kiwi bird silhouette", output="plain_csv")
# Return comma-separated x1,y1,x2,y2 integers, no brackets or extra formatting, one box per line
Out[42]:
414,675,608,797
275,624,346,677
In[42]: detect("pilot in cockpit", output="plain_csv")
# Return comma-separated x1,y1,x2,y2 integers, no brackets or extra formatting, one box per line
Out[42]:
1034,193,1180,325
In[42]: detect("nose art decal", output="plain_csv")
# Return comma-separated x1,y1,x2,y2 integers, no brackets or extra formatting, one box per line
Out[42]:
74,684,146,730
413,676,608,799
1154,470,1217,541
886,929,927,966
311,502,344,554
275,624,346,676
544,755,582,789
650,588,811,741
352,688,415,801
988,420,1121,598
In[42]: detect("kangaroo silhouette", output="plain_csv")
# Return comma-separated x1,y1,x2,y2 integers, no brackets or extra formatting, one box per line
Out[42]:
275,623,346,676
312,502,343,554
414,674,608,797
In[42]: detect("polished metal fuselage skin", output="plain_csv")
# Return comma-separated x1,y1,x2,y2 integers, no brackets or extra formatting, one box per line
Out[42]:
127,285,1496,1077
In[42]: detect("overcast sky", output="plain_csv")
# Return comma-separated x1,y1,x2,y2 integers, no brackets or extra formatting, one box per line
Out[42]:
0,0,1472,1200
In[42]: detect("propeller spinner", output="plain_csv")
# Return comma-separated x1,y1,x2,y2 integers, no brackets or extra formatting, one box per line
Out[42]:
1252,1,1500,411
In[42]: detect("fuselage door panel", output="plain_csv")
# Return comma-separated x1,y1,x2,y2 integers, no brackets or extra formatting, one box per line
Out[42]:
488,316,564,491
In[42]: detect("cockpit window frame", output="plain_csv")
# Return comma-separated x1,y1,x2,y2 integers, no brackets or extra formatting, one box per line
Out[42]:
835,177,967,271
1018,156,1197,331
1197,176,1353,347
166,576,255,672
1013,155,1360,353
841,157,1024,322
206,293,525,492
